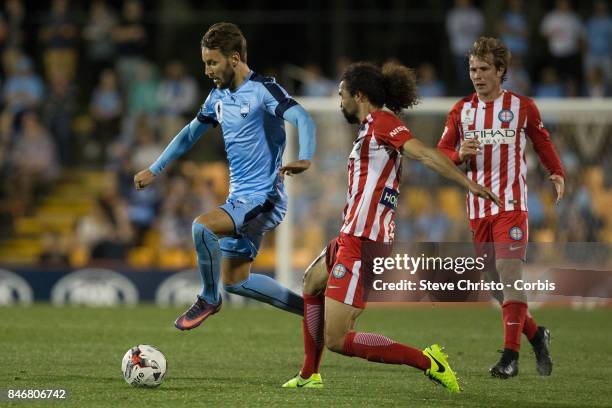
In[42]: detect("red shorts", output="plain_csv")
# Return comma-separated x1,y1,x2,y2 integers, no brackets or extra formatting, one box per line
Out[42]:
323,233,369,309
469,210,528,260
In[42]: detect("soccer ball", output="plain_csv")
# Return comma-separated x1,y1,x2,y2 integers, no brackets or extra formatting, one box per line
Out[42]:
121,345,167,387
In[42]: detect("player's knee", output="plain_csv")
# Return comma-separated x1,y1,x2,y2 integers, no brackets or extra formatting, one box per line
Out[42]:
497,258,527,302
193,214,209,228
193,213,227,236
324,325,347,354
302,269,319,295
223,282,242,294
324,334,345,354
223,270,249,286
496,258,522,277
192,221,218,248
303,261,327,296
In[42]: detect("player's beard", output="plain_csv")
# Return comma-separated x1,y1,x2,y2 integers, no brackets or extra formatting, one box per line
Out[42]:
341,106,359,124
217,65,235,89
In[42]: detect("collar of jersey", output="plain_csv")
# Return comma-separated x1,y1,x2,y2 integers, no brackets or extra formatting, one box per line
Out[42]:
362,109,386,125
473,88,507,107
222,70,254,95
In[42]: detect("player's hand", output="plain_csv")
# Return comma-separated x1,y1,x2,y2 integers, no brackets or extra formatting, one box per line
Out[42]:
459,139,481,162
134,168,156,190
279,160,311,179
549,174,564,204
467,181,501,207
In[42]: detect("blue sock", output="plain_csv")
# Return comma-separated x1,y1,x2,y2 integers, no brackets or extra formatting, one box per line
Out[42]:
224,274,304,315
192,222,221,305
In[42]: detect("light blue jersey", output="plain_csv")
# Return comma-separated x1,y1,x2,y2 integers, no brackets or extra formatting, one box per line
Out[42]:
149,70,315,260
199,72,298,198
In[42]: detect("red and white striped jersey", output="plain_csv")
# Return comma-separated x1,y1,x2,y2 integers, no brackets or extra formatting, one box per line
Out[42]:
340,110,412,242
438,90,565,220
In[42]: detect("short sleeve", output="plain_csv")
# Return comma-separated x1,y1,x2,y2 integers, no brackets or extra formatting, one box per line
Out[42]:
260,79,298,118
373,116,413,150
196,91,219,126
437,104,463,164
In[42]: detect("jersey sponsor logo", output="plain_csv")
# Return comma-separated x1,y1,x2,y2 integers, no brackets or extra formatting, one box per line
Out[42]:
509,226,524,241
461,107,476,126
214,101,223,123
498,109,514,123
379,187,399,210
464,128,516,145
332,264,347,279
240,101,250,118
389,125,408,138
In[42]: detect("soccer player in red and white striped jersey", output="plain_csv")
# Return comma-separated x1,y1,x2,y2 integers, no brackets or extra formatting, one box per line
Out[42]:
282,62,498,392
437,37,565,379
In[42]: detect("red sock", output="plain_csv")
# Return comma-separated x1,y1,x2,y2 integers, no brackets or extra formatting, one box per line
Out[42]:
502,301,528,351
300,293,325,378
522,312,537,341
342,331,430,371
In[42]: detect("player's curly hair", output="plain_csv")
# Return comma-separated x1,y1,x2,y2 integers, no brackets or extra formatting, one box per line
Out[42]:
201,22,247,63
341,62,419,114
468,37,511,82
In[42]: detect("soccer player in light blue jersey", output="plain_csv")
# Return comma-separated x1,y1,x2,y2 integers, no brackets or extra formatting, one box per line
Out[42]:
134,22,316,330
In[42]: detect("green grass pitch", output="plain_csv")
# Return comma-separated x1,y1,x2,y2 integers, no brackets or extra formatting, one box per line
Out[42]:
0,304,610,407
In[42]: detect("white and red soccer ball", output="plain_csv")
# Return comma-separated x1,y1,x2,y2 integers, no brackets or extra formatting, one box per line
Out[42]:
121,345,167,387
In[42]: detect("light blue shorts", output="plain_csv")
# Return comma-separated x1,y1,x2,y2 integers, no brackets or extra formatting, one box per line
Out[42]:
218,187,287,260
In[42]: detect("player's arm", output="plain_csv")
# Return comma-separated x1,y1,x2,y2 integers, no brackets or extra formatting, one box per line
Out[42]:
280,104,316,176
134,117,213,190
403,137,500,206
437,106,481,165
259,79,316,176
525,100,565,204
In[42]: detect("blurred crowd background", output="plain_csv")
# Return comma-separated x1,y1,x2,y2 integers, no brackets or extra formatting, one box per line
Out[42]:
0,0,610,271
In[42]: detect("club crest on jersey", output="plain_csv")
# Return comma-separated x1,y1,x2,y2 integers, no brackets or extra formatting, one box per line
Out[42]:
461,107,476,126
214,101,223,124
379,187,399,210
498,109,514,123
240,101,250,118
332,264,347,279
509,226,523,241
